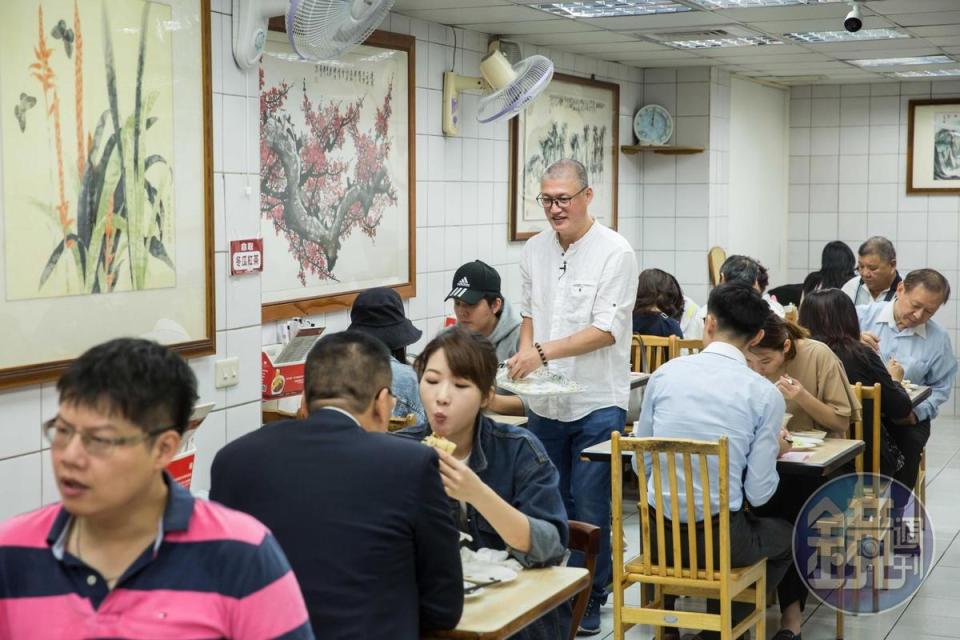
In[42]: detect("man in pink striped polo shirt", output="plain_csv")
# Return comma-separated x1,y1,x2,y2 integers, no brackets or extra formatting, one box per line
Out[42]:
0,338,312,639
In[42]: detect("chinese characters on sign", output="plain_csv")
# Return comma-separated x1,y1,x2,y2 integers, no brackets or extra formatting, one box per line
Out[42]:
230,239,264,276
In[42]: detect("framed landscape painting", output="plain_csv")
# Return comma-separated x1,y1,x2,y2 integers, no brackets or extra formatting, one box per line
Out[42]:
907,98,960,194
0,0,214,389
509,73,619,241
259,27,415,322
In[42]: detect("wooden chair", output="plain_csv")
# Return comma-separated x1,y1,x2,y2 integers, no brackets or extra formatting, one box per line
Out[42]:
632,334,673,373
708,246,726,287
567,520,601,640
612,433,766,640
671,337,704,358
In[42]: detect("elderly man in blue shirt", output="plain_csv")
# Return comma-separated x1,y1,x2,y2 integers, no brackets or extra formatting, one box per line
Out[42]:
635,283,799,640
858,268,957,493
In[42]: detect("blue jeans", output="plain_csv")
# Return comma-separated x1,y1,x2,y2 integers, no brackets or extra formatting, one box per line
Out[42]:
527,406,625,603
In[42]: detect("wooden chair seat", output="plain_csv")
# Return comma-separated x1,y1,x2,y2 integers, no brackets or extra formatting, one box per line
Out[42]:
625,555,765,585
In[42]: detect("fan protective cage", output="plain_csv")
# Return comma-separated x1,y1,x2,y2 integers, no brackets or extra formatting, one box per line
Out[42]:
288,0,395,61
477,55,554,124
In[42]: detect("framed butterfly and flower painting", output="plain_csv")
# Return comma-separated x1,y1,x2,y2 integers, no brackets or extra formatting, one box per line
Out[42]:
0,0,215,389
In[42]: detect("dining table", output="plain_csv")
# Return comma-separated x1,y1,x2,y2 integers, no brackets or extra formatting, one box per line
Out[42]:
580,437,865,478
423,566,590,640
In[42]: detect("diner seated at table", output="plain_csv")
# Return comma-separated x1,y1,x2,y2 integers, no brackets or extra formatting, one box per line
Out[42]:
348,287,426,424
210,331,464,639
799,288,912,476
747,312,859,637
633,282,797,640
632,268,685,338
444,261,527,417
802,240,857,298
399,326,568,640
857,268,957,492
686,255,784,340
842,235,902,305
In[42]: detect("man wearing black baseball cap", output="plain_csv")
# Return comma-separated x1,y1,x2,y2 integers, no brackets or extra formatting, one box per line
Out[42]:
445,260,521,362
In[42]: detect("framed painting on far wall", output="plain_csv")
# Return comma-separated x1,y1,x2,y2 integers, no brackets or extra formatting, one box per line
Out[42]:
0,0,214,390
908,98,960,194
509,73,619,241
259,27,415,322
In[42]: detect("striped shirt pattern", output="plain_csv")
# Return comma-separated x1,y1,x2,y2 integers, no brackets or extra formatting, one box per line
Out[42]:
0,476,313,639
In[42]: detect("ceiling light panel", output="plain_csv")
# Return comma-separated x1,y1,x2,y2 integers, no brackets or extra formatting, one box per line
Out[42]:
687,0,843,7
783,28,911,43
892,68,960,78
531,1,691,17
849,55,953,67
666,34,781,48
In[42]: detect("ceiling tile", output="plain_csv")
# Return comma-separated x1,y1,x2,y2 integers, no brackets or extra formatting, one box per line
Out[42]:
394,0,512,10
572,12,735,30
399,5,554,23
713,4,858,22
752,17,894,34
867,0,960,14
891,12,960,27
562,41,669,54
907,25,960,38
509,30,639,45
459,19,591,34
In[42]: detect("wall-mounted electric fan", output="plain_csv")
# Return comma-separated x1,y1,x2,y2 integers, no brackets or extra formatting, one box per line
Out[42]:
442,42,554,136
233,0,394,70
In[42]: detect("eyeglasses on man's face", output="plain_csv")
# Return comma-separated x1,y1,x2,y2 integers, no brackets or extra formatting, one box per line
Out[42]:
536,185,588,209
43,417,171,458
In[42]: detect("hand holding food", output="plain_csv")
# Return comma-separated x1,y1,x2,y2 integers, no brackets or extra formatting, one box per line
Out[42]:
423,433,457,455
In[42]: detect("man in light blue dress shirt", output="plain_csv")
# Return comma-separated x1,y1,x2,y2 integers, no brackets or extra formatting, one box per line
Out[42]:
635,283,799,640
858,268,957,492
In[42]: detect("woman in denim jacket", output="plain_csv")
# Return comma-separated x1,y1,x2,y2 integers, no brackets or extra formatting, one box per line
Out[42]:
399,327,568,640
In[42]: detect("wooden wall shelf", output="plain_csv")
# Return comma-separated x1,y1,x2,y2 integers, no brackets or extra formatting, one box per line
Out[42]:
621,145,704,155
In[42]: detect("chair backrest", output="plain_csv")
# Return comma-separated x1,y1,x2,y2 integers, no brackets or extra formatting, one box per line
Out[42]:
632,334,672,373
612,432,731,581
853,382,882,473
566,520,601,640
708,246,727,287
671,337,703,358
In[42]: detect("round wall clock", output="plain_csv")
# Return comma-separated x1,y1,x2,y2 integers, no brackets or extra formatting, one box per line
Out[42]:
633,104,674,146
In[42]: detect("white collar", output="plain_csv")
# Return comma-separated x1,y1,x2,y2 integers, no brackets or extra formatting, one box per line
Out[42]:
702,340,747,365
877,299,926,337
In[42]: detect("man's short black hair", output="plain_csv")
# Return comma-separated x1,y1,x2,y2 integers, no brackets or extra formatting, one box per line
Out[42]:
707,283,770,340
56,338,198,435
306,332,393,414
481,293,504,319
719,255,760,288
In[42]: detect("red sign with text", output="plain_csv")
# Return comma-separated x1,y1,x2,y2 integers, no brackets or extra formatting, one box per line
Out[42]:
230,239,263,275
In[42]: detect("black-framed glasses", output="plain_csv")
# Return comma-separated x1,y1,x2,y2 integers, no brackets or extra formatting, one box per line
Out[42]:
42,418,171,458
378,387,398,408
536,186,588,209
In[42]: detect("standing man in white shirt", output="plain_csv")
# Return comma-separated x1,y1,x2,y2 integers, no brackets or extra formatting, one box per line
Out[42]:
506,159,638,636
841,236,902,306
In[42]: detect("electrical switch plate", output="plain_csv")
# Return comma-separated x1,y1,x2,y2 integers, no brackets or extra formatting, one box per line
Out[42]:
214,357,240,389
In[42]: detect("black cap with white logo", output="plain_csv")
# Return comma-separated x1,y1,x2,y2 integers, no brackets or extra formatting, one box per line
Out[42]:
445,260,502,305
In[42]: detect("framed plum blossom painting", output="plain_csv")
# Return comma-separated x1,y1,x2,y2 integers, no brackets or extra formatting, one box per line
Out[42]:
259,27,415,321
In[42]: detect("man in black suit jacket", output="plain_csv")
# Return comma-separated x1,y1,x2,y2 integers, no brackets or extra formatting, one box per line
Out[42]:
210,332,463,639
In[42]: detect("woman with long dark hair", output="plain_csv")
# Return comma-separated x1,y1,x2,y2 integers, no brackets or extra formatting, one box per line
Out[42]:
633,268,684,337
798,288,911,476
803,240,856,295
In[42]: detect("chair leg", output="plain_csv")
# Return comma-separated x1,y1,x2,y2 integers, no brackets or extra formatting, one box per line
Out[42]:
654,585,664,640
755,573,766,640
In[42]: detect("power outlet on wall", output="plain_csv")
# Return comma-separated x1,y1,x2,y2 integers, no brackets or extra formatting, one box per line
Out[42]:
214,357,240,389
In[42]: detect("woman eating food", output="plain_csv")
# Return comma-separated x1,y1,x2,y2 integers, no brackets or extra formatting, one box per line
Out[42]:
399,326,568,640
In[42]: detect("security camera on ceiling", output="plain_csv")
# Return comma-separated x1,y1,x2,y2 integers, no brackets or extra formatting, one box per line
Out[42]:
844,1,863,33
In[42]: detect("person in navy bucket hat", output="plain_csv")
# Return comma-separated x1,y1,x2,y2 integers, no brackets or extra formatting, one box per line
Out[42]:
348,288,425,423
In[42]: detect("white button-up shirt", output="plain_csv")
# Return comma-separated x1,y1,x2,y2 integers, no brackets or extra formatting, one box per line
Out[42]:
519,221,638,422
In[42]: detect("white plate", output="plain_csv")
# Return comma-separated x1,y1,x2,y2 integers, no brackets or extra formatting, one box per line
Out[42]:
463,582,485,598
791,437,821,450
462,564,518,584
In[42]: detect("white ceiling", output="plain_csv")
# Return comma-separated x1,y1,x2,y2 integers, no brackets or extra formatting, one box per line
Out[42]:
391,0,960,84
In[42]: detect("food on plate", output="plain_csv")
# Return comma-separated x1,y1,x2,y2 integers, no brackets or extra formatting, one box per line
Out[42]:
423,434,456,454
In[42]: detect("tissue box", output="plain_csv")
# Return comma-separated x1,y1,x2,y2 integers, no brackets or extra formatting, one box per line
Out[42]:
261,327,324,399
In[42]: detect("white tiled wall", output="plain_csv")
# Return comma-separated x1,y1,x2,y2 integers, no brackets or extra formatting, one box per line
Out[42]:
0,7,725,520
0,3,263,520
786,81,960,415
